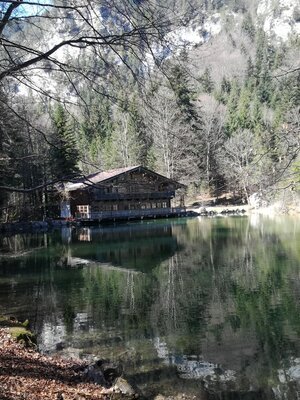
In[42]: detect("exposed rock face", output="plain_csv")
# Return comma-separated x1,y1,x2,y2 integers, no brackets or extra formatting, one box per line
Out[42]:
257,0,300,41
248,192,269,209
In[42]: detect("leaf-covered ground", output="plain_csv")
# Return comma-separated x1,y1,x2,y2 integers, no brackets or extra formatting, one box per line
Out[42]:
0,328,117,400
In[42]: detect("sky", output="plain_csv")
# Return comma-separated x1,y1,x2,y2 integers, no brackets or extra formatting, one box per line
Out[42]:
0,0,52,17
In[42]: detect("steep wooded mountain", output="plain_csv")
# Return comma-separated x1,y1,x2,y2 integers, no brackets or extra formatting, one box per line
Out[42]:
0,0,299,221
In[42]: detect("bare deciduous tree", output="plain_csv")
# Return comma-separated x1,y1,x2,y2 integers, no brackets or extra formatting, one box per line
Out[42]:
146,87,183,179
0,0,171,84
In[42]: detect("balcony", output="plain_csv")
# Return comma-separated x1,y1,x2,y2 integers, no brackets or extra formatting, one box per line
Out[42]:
76,207,187,221
92,191,175,201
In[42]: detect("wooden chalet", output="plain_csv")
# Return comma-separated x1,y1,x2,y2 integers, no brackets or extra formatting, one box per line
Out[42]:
60,166,186,222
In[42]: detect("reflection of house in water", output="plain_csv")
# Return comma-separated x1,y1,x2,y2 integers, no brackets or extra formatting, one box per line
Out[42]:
78,228,91,242
62,222,181,272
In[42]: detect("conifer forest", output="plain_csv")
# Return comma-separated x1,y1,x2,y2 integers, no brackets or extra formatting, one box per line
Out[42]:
0,0,299,221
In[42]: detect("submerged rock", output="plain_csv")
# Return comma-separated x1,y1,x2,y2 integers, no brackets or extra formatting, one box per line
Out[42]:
84,364,106,386
85,359,122,387
113,377,136,396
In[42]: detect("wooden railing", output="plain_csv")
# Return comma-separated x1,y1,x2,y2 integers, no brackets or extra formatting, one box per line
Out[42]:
92,191,175,201
76,207,186,220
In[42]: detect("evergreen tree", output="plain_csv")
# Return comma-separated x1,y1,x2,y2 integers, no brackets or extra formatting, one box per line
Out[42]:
50,104,80,179
78,92,114,170
224,80,240,135
80,93,113,143
216,76,231,104
241,13,255,39
0,90,24,220
237,86,252,129
127,96,151,166
199,67,214,93
256,65,272,104
251,94,263,131
246,57,255,89
254,29,275,104
170,63,205,184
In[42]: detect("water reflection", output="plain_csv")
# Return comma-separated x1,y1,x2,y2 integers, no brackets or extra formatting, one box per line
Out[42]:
1,217,300,398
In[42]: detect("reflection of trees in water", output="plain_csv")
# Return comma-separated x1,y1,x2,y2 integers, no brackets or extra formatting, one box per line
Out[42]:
164,254,182,329
0,232,48,254
148,217,300,393
2,218,300,395
125,271,135,313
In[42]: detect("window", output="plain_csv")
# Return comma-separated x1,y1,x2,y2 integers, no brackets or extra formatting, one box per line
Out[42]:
152,203,156,208
77,205,89,213
112,204,118,211
77,205,90,218
162,202,167,208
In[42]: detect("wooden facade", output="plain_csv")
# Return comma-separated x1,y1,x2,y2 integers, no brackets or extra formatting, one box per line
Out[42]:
61,166,185,221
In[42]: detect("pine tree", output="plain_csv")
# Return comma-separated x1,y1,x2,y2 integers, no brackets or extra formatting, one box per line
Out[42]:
241,13,255,39
50,104,80,179
216,76,231,104
199,67,214,93
170,63,205,184
251,94,263,132
0,90,24,220
224,80,240,135
78,92,114,170
237,86,252,130
127,96,151,166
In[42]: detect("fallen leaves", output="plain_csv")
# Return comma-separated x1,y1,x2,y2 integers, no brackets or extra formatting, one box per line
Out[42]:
0,328,116,400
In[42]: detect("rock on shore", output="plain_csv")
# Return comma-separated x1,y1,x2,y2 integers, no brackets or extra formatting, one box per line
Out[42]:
0,328,136,400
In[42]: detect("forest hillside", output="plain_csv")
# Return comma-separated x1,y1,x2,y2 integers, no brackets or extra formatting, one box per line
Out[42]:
0,0,299,221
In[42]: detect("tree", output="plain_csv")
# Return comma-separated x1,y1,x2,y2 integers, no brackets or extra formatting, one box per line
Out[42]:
50,104,80,180
224,80,240,135
0,89,24,220
146,86,183,179
170,62,205,186
241,12,255,39
109,109,140,168
0,0,170,84
78,91,114,172
199,67,214,94
237,85,252,130
201,97,226,191
218,129,262,202
0,0,183,196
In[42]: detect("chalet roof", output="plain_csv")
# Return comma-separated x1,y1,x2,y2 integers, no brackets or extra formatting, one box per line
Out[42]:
65,165,184,191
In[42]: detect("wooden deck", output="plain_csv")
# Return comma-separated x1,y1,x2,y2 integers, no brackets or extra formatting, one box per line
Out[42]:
76,207,195,223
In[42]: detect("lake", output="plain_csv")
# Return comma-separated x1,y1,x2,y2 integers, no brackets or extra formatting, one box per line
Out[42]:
1,215,300,399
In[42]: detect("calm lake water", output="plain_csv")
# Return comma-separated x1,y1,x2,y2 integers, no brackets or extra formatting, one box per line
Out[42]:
1,216,300,399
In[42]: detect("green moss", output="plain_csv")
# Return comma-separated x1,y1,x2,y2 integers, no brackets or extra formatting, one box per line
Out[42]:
0,315,30,328
22,319,30,328
0,315,18,326
9,327,37,348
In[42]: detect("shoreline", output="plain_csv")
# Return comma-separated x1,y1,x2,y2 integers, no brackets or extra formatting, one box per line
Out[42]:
1,204,300,235
0,327,137,400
